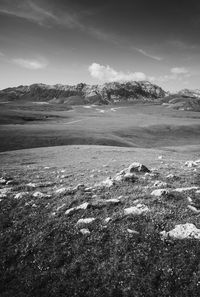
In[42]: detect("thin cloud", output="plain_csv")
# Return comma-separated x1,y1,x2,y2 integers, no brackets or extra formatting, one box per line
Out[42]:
171,67,188,74
0,0,83,28
134,48,163,61
12,58,47,70
88,62,147,82
153,67,191,83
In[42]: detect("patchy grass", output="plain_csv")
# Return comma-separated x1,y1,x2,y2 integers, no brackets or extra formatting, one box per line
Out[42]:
1,160,200,297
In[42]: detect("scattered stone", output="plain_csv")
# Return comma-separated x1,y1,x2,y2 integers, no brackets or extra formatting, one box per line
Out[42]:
0,188,12,198
73,184,85,191
14,192,28,199
174,186,199,193
91,198,120,208
124,204,149,216
127,229,139,234
161,223,200,240
26,183,37,189
0,177,7,185
6,180,14,185
56,203,66,212
185,161,198,167
101,177,114,188
80,228,90,235
123,172,137,182
104,217,111,223
76,218,96,225
127,162,150,173
151,189,170,197
33,191,48,198
153,181,168,188
166,174,178,180
76,202,89,210
187,205,200,214
55,187,73,195
187,196,193,203
65,202,89,215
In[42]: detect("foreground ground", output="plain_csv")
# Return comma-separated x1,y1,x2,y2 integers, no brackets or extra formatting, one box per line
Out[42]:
1,145,200,296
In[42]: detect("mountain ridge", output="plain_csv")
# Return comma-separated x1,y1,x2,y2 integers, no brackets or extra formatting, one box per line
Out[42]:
0,81,166,104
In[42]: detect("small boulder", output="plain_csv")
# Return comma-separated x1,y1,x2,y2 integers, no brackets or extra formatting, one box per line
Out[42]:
124,204,149,216
33,191,47,198
127,229,139,234
127,162,150,173
185,161,198,167
101,177,114,188
14,192,28,199
161,223,200,240
174,186,199,193
0,187,12,198
0,177,7,185
153,181,168,188
151,189,170,197
76,218,96,225
80,228,90,235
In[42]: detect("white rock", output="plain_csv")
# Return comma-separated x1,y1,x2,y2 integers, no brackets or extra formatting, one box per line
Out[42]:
185,161,198,167
196,190,200,194
65,207,75,215
65,202,89,215
80,228,90,235
33,191,46,198
166,174,177,180
105,217,111,223
76,218,96,225
174,186,199,193
187,205,200,214
153,181,168,188
104,198,120,204
0,187,12,198
76,202,89,210
26,183,37,188
127,229,139,234
55,187,71,194
56,203,66,211
14,192,28,199
158,156,163,160
101,177,114,188
161,223,200,240
187,196,193,203
124,204,149,216
0,177,7,185
151,189,170,197
73,184,85,191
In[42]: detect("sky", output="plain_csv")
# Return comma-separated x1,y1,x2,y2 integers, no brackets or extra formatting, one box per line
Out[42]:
0,0,200,91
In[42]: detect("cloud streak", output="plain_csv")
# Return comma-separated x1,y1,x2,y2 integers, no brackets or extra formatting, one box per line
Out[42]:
12,58,47,70
0,1,163,62
134,48,163,61
88,63,147,82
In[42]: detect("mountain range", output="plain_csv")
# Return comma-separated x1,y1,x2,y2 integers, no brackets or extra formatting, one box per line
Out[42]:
0,81,200,111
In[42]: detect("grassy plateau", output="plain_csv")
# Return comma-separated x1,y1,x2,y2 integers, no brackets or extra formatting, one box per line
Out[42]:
0,101,200,296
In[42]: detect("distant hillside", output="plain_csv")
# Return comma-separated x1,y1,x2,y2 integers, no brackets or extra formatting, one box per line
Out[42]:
0,81,166,105
161,90,200,112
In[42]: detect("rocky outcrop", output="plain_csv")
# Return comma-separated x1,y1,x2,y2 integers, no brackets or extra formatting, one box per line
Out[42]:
0,81,166,104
